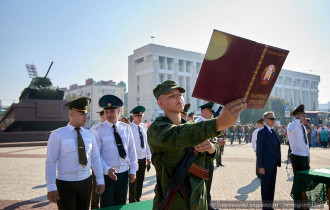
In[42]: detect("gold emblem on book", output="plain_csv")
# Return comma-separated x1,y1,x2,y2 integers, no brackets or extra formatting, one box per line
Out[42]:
261,65,276,85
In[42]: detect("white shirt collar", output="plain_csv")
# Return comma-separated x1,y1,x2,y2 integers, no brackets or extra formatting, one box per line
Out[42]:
265,124,274,132
67,122,83,132
105,120,119,128
132,121,143,127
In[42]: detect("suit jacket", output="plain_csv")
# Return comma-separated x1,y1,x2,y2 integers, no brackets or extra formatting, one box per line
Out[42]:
257,125,281,170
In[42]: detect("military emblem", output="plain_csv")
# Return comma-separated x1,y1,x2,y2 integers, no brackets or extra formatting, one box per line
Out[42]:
107,103,112,107
261,65,276,85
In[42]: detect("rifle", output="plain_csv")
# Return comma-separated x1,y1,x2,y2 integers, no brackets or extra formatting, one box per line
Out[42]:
157,147,209,210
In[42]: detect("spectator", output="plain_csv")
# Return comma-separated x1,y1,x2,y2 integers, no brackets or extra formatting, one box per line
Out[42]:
311,125,317,147
320,127,328,148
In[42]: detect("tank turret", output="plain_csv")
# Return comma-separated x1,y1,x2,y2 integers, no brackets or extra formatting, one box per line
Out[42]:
19,62,64,100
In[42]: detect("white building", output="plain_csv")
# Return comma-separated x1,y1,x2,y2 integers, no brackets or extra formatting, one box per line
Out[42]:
319,102,330,112
65,78,125,127
128,44,206,121
128,44,320,121
270,70,320,110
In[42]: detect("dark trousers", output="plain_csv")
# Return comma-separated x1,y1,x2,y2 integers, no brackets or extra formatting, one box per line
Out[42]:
290,154,310,210
100,170,129,208
56,176,92,210
216,154,222,166
260,166,277,209
91,170,100,209
205,158,214,206
129,158,146,203
290,154,310,173
255,153,260,177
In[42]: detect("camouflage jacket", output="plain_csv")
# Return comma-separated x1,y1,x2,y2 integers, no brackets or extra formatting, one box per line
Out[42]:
147,116,220,210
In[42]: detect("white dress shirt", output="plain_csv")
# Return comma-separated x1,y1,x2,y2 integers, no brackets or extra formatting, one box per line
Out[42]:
251,128,261,151
195,116,206,123
287,119,309,157
45,123,104,192
91,120,138,175
130,122,151,160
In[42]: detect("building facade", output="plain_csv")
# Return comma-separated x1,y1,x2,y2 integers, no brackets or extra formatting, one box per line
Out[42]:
128,44,320,121
319,102,330,112
270,70,320,111
65,79,125,128
128,44,206,121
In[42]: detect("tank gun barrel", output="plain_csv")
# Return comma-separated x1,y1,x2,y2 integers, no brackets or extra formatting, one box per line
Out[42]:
44,61,53,78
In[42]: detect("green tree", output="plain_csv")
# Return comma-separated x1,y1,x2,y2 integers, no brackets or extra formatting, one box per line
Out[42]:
240,96,291,125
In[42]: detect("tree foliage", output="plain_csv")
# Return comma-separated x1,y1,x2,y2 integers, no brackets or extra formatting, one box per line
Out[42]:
240,96,292,125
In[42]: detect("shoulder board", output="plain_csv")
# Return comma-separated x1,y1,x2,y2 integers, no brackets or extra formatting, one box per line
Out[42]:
51,127,64,133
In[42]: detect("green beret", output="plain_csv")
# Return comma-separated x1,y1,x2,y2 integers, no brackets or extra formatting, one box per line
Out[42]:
153,80,185,100
199,102,214,110
130,106,146,116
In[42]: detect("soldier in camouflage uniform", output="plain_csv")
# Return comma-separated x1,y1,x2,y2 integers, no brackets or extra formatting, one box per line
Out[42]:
147,80,247,210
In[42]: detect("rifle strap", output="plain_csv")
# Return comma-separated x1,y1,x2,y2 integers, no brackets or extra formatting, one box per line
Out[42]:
188,163,210,180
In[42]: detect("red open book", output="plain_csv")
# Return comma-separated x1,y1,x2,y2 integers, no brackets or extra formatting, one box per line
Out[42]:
192,30,289,109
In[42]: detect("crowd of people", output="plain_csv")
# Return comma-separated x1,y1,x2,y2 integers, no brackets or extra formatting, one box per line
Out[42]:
224,121,330,149
44,79,328,210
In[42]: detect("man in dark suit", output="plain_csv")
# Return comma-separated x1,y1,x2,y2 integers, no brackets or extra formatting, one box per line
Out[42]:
257,111,281,209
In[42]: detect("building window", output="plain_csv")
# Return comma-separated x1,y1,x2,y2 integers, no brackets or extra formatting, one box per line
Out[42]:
179,60,184,72
159,74,164,83
137,76,140,95
167,58,173,70
186,77,190,102
159,56,165,69
186,61,192,72
178,76,183,87
134,57,144,65
196,62,201,74
167,74,172,80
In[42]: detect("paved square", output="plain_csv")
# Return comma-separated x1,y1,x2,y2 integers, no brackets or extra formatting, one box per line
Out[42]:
0,142,329,209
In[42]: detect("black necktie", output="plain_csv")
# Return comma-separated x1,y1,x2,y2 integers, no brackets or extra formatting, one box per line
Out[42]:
271,128,276,135
138,125,145,148
301,125,308,145
74,127,87,168
113,125,127,159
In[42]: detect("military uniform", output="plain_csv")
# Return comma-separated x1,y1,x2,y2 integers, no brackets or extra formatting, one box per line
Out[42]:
196,102,218,210
45,97,104,210
148,117,220,210
91,95,138,208
148,80,220,210
129,106,151,203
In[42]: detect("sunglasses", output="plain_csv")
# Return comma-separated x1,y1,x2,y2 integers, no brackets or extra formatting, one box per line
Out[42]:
266,117,276,121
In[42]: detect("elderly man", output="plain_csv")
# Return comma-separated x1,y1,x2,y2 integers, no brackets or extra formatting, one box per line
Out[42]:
257,112,281,209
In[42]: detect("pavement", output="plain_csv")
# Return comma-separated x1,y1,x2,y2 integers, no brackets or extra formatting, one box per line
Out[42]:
0,140,329,209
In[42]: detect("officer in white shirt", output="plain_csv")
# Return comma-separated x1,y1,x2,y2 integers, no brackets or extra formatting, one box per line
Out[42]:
91,95,138,208
128,106,151,203
45,97,105,210
251,118,264,178
287,104,310,173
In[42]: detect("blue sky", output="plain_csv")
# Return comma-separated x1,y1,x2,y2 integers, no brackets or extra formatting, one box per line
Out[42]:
1,0,329,106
